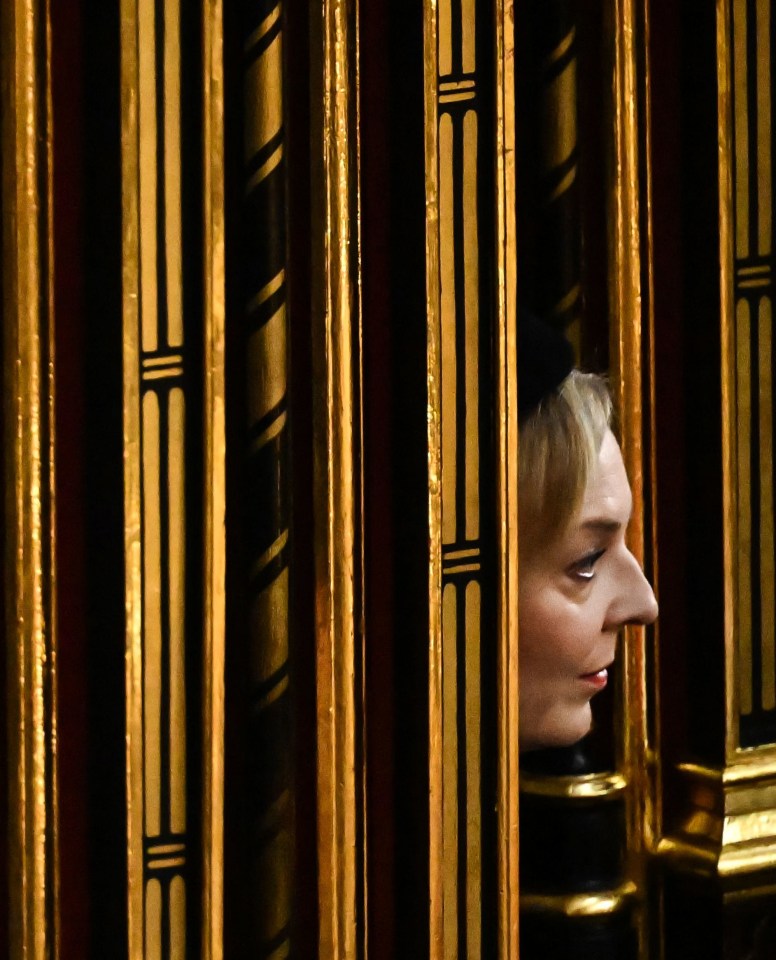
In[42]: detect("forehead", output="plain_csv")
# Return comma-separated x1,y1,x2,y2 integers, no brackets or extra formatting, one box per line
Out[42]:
579,429,632,521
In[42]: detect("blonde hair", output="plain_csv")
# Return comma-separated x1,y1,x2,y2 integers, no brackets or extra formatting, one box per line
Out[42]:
518,370,613,555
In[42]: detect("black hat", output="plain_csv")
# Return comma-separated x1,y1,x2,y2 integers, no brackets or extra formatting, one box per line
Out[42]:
517,310,575,421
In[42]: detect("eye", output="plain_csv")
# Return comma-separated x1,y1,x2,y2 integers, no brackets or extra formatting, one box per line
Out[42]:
572,549,606,581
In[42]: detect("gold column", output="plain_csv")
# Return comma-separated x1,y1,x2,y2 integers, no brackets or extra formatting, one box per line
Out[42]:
310,1,367,957
120,0,226,956
240,2,294,957
657,0,776,890
2,1,59,958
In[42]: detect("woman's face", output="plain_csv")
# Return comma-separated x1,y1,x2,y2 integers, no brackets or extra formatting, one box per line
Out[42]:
518,429,658,750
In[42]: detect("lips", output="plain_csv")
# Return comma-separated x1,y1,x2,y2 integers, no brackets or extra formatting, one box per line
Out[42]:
579,667,609,690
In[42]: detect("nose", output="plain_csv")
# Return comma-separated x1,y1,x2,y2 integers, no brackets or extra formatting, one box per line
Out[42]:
606,549,659,629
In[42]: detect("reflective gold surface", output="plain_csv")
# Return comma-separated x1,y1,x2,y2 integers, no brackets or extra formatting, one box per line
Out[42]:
520,772,627,801
521,881,638,918
2,1,59,957
424,0,444,954
311,0,367,956
609,2,651,954
495,0,519,954
122,0,220,953
202,0,227,955
658,762,776,882
119,0,146,952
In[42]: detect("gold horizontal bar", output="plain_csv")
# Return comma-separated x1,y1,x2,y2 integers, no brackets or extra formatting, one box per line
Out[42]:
521,881,637,918
143,354,184,368
143,367,184,381
520,772,627,800
439,91,475,104
147,843,186,856
737,264,770,276
147,857,186,870
443,547,480,561
439,79,475,92
444,563,481,575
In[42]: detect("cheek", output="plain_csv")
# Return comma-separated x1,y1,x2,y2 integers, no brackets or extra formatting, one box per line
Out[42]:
518,592,601,672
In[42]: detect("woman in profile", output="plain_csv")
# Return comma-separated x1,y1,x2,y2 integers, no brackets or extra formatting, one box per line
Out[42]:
516,315,658,751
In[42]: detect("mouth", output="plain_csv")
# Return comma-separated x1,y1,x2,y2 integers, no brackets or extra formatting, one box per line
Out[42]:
578,667,609,690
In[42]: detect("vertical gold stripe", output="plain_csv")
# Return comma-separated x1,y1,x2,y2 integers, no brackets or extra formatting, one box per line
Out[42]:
640,0,663,852
170,876,187,960
733,0,749,260
463,109,479,542
139,0,158,352
146,880,163,960
610,3,652,952
312,0,366,956
202,0,226,955
164,0,183,346
494,0,519,953
442,585,458,959
168,388,187,833
756,0,772,256
440,114,457,545
461,0,475,74
244,31,283,162
718,0,741,753
121,0,146,950
465,582,481,960
736,299,753,714
2,0,58,956
439,0,452,76
759,298,775,709
143,390,163,836
425,0,444,953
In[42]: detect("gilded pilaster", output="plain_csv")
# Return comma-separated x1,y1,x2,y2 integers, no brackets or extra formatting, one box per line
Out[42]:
426,0,499,956
120,0,226,956
2,1,59,957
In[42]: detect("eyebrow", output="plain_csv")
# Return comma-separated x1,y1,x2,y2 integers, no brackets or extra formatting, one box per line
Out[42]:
580,518,622,534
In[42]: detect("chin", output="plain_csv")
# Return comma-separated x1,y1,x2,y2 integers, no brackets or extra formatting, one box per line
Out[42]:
520,703,592,751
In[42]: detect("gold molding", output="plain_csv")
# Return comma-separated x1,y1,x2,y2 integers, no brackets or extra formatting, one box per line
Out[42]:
423,0,444,956
2,1,59,957
520,772,627,801
311,0,367,957
495,0,519,956
119,0,145,952
201,0,226,956
521,881,638,919
718,0,740,759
